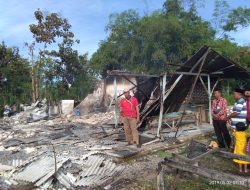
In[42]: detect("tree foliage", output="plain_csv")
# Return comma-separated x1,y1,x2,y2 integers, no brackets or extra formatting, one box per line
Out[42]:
1,1,250,113
90,3,216,77
0,42,31,114
29,9,95,103
90,0,250,78
223,7,250,32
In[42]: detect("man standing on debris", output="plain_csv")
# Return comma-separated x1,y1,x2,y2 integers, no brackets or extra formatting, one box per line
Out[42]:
212,89,231,148
119,89,140,147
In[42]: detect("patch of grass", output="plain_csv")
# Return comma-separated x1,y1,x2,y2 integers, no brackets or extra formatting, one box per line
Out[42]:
165,174,248,190
155,150,172,158
201,154,238,172
130,180,156,190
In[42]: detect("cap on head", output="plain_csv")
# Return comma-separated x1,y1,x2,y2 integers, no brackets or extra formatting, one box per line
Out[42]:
234,88,244,94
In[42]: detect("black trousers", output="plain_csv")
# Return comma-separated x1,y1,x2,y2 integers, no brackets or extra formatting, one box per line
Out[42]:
212,120,231,148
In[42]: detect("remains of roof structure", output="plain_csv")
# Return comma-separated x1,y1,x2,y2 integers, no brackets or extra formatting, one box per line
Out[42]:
109,46,250,137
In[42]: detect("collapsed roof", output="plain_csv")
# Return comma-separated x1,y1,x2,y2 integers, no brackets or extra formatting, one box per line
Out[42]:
139,45,250,127
107,46,249,128
177,45,250,79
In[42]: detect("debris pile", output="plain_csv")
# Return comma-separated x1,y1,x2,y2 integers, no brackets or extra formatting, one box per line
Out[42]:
9,153,125,189
3,99,48,125
76,83,105,115
0,105,215,189
0,117,136,189
67,111,115,125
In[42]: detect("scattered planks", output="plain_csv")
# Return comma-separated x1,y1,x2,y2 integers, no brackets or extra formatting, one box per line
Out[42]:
177,140,250,162
163,158,250,188
158,141,250,189
172,148,250,163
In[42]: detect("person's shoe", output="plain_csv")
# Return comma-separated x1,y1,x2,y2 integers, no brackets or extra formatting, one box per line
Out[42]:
126,142,133,146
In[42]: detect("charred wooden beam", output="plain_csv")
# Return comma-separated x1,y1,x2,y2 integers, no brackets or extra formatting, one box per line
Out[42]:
122,75,150,99
216,150,250,162
163,158,250,188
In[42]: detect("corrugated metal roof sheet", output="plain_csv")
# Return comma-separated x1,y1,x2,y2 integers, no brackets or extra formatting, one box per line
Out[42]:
75,175,108,187
181,46,250,78
13,156,68,184
13,156,54,183
75,155,124,187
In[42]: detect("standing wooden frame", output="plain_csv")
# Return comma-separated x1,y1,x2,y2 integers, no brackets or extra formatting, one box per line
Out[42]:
156,48,222,137
157,74,183,137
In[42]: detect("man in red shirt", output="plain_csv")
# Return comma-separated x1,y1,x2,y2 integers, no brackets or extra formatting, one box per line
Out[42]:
212,89,231,148
119,89,140,146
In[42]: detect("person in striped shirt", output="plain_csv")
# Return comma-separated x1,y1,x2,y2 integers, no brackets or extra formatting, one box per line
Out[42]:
227,88,247,129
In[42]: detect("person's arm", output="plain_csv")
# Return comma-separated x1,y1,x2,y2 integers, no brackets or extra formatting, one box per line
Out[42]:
133,97,140,122
217,99,227,117
227,112,239,120
211,100,218,119
227,102,242,120
119,100,123,124
136,106,140,123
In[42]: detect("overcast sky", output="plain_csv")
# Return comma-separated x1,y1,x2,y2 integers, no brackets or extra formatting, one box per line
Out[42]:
0,0,249,59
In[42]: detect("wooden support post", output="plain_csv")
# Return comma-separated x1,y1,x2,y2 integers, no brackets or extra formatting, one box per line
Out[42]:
207,75,212,124
114,77,118,128
208,77,219,124
199,76,209,96
157,74,183,137
211,79,219,93
122,75,150,99
188,49,209,101
163,74,183,99
174,49,209,137
157,74,166,138
190,48,210,73
157,162,165,190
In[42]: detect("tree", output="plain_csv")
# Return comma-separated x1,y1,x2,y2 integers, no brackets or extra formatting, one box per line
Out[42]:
239,45,250,69
212,1,250,36
163,0,182,16
29,9,77,102
29,9,95,103
90,4,215,77
0,42,31,115
24,42,37,102
212,0,230,32
223,7,250,32
90,0,250,79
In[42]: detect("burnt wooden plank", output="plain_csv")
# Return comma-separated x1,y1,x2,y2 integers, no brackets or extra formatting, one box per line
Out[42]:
164,158,250,188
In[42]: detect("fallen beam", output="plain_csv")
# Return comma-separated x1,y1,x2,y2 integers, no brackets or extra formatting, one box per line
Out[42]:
216,150,250,162
163,158,250,188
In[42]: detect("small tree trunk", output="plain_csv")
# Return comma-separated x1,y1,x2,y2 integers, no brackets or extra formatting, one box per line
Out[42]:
31,51,36,103
31,67,36,102
35,67,39,101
